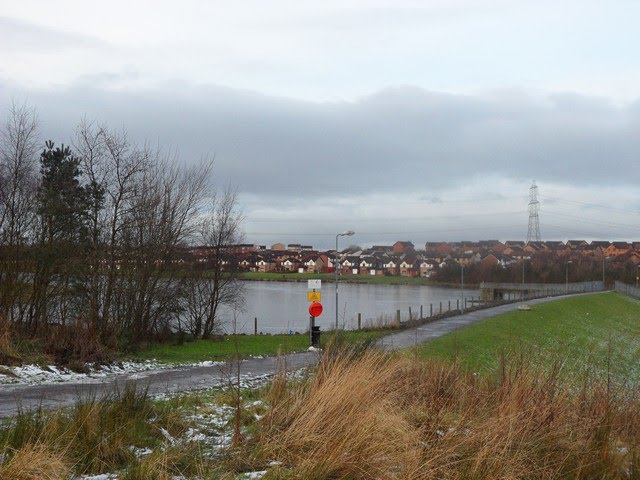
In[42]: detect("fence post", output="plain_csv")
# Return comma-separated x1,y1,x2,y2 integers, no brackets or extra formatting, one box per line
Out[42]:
254,317,257,335
357,312,361,330
420,305,423,319
457,299,459,310
396,309,401,324
448,300,451,311
430,303,433,317
409,306,412,320
439,302,442,314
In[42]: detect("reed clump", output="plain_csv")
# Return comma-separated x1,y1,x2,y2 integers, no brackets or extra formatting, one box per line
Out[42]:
0,443,69,480
0,383,188,477
255,348,640,479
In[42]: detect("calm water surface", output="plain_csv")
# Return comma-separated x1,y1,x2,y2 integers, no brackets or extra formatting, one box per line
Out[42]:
219,281,479,334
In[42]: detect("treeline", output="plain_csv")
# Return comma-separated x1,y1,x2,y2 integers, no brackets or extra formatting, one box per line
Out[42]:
0,103,243,363
433,252,637,286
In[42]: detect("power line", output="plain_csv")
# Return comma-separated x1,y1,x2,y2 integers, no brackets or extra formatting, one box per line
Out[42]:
539,195,640,216
244,210,526,223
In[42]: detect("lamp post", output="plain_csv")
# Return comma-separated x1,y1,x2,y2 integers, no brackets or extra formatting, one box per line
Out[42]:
461,263,465,313
602,256,608,289
565,260,573,294
335,230,355,329
521,258,528,300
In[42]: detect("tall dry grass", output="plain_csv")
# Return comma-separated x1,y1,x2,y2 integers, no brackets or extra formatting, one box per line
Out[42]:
0,443,69,480
255,348,640,479
0,383,190,477
260,349,423,478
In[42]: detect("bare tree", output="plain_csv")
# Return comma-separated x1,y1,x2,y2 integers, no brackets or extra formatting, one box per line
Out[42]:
185,186,244,339
0,101,39,340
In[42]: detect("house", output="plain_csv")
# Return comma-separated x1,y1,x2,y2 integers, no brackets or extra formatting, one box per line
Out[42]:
238,254,259,271
424,242,440,253
303,254,328,273
438,242,455,254
612,250,640,266
451,252,480,266
604,242,631,257
524,242,546,254
479,253,514,268
502,246,529,260
371,245,393,253
458,241,481,254
590,241,611,254
383,258,399,276
570,243,596,257
478,240,506,253
419,259,438,277
505,240,526,248
359,256,374,274
424,252,449,264
566,240,588,249
399,257,419,277
279,257,300,272
256,256,276,273
359,256,384,276
544,240,566,251
340,256,359,275
393,241,414,254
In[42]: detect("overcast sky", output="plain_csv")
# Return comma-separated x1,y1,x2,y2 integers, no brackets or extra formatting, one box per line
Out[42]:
2,0,640,248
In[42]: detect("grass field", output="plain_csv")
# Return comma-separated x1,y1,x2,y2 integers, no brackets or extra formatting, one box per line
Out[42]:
239,271,437,285
413,292,640,385
130,329,391,363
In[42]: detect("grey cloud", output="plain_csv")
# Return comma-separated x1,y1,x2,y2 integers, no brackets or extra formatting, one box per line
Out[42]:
1,81,639,200
0,17,107,53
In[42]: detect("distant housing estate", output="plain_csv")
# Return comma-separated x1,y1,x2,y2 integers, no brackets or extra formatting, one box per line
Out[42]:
185,240,640,278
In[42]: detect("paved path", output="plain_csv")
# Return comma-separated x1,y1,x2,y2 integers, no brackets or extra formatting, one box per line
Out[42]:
376,293,596,350
0,293,599,417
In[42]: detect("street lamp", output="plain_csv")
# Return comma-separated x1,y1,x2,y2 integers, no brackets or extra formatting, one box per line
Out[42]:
565,260,573,294
602,256,609,289
461,263,465,313
335,230,355,329
521,258,527,300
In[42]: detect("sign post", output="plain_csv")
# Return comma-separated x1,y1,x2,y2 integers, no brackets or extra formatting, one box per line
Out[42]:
308,301,323,347
307,280,323,347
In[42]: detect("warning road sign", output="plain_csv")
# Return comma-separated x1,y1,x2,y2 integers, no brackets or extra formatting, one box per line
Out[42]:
307,291,321,302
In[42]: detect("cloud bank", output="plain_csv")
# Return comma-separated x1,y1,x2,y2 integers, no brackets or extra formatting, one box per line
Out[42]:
2,82,639,247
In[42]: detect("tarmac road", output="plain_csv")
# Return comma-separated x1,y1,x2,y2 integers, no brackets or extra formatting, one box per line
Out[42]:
0,292,599,417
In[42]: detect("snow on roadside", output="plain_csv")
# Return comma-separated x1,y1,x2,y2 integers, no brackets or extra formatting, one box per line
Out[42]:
0,360,222,386
75,474,118,480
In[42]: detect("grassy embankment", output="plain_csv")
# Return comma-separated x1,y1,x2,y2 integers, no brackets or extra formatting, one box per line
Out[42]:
239,271,435,285
413,291,640,385
130,329,391,363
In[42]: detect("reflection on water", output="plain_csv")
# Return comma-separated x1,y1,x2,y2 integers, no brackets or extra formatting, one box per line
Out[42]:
217,281,479,334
